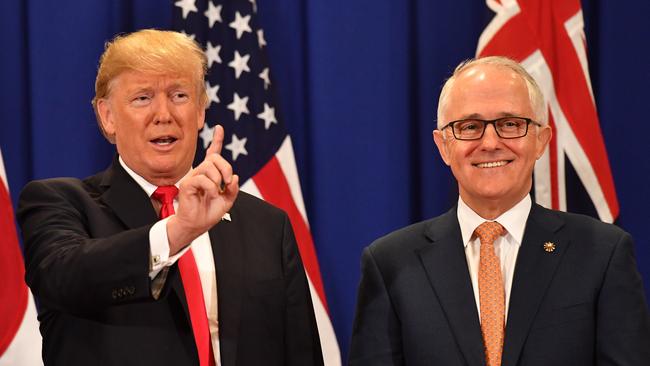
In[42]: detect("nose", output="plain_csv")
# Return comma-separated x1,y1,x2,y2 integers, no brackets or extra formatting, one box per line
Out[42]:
479,123,500,149
153,96,172,125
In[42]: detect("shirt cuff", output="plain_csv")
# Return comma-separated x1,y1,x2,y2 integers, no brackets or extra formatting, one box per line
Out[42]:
149,216,192,279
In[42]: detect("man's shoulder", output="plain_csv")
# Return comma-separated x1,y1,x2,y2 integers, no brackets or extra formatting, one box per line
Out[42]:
367,208,455,257
531,204,630,243
20,170,106,199
231,190,287,220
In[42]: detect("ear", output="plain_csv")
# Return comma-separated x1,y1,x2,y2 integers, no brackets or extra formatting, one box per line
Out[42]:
535,124,552,159
96,99,116,139
196,106,206,131
433,130,452,166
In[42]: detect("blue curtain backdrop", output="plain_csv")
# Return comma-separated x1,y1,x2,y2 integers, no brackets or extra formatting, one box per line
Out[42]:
2,0,649,361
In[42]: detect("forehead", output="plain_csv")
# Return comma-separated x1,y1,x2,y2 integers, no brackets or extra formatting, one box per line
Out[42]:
110,70,196,93
445,64,533,120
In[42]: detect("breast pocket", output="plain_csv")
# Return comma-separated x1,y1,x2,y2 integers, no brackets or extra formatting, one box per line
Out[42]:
531,301,593,330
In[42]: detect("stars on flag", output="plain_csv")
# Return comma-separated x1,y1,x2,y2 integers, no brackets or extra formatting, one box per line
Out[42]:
199,123,215,149
204,1,222,27
228,51,250,79
206,42,222,67
205,81,220,106
257,29,266,48
227,93,249,121
180,1,280,168
258,67,270,89
175,0,197,19
229,12,252,39
257,103,277,130
225,134,248,161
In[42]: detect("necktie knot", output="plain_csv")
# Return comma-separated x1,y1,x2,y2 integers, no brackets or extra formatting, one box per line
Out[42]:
152,186,179,205
475,221,504,246
152,186,178,219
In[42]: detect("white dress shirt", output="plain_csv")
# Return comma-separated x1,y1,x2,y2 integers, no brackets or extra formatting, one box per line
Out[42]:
119,157,221,365
457,194,532,322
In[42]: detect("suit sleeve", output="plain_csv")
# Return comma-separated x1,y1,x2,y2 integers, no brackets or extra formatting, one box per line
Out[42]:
281,213,324,366
596,232,650,365
349,246,404,366
18,180,154,315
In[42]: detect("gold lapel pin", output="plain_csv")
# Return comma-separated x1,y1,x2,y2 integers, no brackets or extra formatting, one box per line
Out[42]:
543,242,556,253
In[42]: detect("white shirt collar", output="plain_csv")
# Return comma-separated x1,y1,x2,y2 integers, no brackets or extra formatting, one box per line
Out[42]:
118,156,185,197
457,194,532,247
118,156,232,222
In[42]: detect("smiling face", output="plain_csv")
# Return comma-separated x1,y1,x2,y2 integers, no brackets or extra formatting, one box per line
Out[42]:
97,70,205,186
433,63,551,218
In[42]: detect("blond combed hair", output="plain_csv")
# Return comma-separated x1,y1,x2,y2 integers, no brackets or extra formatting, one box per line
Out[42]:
92,29,208,142
436,56,548,129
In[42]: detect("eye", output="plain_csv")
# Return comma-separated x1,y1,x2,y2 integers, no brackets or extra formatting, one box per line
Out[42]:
458,121,481,131
172,91,189,103
500,118,524,128
131,95,151,106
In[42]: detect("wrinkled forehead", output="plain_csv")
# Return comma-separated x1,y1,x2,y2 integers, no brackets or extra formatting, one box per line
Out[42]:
107,69,199,95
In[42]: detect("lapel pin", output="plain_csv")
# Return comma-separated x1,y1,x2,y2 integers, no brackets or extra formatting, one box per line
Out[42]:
543,241,556,253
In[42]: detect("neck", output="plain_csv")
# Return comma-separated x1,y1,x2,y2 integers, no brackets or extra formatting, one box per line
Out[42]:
459,192,527,220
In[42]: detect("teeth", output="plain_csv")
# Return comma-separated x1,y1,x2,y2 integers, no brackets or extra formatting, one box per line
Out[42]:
153,137,175,145
476,161,508,168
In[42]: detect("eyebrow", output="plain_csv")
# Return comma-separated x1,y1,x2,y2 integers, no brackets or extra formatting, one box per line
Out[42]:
459,112,521,120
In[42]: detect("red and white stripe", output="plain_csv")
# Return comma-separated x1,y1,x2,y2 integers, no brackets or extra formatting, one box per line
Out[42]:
477,0,619,222
0,149,43,366
241,137,341,365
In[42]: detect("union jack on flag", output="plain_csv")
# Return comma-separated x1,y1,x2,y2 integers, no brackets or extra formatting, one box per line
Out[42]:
478,0,619,222
172,0,341,364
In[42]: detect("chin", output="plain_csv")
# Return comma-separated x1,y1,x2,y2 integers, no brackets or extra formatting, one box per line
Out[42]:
469,184,513,200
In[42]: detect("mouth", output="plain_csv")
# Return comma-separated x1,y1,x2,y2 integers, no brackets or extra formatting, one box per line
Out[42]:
150,136,178,146
473,160,512,168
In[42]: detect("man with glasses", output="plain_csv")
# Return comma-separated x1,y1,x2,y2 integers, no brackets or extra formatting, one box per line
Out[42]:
349,56,650,365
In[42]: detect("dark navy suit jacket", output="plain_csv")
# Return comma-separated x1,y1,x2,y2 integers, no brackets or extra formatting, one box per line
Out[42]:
18,158,323,366
349,204,650,365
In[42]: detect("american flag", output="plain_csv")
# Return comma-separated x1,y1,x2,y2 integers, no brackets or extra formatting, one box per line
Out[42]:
0,148,42,366
172,0,341,364
478,0,619,223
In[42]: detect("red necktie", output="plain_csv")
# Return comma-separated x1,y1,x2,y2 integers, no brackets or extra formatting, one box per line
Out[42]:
475,221,506,366
152,186,215,366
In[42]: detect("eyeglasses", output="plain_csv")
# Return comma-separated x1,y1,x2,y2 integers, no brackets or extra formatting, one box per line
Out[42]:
440,117,541,140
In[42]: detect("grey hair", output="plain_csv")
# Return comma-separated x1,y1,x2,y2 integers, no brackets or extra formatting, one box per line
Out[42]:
436,56,548,129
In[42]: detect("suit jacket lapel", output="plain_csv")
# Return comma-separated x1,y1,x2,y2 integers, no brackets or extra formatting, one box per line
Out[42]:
100,158,196,350
417,207,487,366
501,204,568,366
99,157,158,229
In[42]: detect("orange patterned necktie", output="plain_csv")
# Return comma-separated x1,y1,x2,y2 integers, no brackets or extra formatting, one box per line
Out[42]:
152,186,215,366
475,221,506,366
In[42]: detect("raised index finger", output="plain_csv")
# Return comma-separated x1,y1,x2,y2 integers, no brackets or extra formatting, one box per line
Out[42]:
206,124,224,155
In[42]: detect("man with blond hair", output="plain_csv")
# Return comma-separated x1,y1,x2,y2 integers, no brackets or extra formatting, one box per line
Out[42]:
349,56,650,365
19,29,323,366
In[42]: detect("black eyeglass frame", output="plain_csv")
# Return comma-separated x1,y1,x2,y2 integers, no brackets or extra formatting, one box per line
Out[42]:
440,117,542,140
